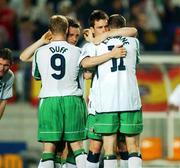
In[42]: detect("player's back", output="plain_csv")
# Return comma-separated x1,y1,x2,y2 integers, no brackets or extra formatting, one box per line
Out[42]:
32,41,82,98
92,36,141,112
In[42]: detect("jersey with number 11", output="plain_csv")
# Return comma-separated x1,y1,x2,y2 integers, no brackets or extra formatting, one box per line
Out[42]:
32,41,82,98
92,36,142,112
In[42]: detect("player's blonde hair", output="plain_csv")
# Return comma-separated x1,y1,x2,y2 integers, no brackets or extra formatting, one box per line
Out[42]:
49,15,68,35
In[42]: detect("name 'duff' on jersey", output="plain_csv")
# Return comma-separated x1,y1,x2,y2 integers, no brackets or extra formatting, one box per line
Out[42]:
49,46,68,54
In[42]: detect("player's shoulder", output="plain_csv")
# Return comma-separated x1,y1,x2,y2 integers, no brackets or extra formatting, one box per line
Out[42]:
2,70,14,82
65,43,81,55
126,36,139,42
35,41,76,52
124,36,140,48
34,43,49,55
81,42,97,54
37,43,50,50
8,69,14,76
6,69,14,78
124,36,138,40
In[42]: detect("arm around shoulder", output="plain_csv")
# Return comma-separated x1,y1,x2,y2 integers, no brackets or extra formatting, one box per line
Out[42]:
93,27,138,44
80,46,126,68
20,31,52,62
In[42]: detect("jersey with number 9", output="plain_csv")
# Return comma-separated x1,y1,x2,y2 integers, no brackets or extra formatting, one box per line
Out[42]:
32,41,82,98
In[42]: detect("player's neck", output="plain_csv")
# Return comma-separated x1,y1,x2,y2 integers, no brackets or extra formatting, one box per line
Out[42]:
51,34,66,42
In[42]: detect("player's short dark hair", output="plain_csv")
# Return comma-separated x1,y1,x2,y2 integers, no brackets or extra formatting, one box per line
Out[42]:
0,48,13,65
108,14,126,29
66,16,81,29
89,10,109,27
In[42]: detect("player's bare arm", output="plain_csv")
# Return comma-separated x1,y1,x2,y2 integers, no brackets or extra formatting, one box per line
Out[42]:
0,100,7,120
84,28,137,44
20,31,52,62
81,45,126,68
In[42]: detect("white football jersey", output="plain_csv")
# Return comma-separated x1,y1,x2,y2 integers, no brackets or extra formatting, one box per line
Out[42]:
81,37,142,113
0,70,14,100
32,41,82,98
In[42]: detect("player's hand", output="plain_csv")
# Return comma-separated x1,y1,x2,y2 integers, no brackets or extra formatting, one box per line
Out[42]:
111,45,127,58
40,31,52,44
83,71,93,79
83,29,94,42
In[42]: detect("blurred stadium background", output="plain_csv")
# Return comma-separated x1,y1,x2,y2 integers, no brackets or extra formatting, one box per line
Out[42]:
0,0,180,167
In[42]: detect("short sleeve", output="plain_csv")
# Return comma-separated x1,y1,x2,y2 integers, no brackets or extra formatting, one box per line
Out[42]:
78,42,96,66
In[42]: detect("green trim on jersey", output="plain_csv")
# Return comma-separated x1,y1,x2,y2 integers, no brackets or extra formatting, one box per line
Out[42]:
33,50,41,80
135,38,140,64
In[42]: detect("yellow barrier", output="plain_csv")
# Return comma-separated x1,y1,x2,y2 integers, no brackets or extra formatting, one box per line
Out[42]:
0,154,23,168
0,155,2,167
30,78,41,106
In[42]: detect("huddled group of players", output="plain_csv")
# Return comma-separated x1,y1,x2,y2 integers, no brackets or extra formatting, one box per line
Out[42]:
0,9,143,168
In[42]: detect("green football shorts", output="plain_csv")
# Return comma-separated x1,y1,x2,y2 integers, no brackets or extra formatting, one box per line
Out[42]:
38,96,87,142
86,114,102,140
94,110,143,135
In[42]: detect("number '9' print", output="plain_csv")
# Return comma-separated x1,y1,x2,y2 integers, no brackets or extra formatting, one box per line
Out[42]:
51,54,65,79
